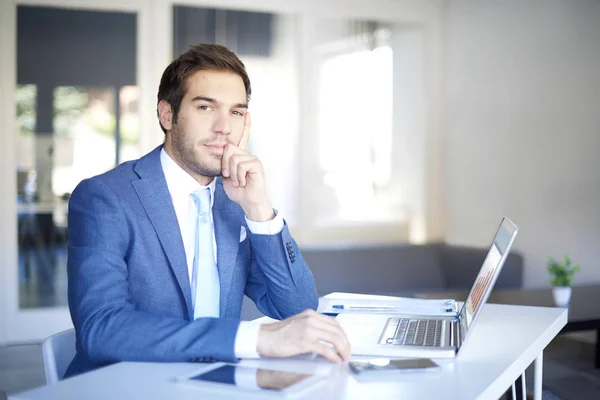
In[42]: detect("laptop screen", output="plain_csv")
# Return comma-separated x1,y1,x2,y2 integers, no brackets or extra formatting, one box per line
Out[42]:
460,217,518,333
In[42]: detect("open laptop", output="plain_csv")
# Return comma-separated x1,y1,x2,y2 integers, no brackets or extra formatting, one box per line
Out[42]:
336,217,519,358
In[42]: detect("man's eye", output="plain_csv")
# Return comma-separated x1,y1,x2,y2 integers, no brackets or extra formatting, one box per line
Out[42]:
198,105,212,111
232,110,244,116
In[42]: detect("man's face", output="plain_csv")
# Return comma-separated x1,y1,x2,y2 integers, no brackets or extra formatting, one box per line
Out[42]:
164,69,248,180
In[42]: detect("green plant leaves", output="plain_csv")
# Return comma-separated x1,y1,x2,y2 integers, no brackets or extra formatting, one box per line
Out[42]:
547,254,580,287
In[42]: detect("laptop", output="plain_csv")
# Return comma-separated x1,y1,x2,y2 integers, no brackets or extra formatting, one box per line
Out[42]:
336,217,519,358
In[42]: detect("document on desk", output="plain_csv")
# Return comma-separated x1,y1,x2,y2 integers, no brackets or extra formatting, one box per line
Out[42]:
319,294,458,317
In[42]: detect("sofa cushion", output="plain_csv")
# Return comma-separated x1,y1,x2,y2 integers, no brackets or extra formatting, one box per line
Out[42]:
436,244,523,290
302,244,446,297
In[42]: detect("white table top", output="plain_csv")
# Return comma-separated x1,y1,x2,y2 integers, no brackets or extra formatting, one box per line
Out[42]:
10,302,567,400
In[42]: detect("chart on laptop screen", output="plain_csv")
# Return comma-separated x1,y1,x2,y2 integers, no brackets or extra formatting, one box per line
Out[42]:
464,242,502,324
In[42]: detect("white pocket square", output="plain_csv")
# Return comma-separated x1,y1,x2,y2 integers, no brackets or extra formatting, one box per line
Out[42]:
239,226,247,242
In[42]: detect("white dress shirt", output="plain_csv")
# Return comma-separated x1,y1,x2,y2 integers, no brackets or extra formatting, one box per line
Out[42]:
160,149,283,359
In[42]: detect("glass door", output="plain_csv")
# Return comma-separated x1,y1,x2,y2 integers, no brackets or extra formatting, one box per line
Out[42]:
0,0,149,343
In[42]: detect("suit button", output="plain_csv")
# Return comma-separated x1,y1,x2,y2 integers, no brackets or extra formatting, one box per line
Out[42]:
285,241,292,249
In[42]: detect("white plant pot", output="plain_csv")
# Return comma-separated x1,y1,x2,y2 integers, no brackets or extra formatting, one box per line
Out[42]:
552,286,572,306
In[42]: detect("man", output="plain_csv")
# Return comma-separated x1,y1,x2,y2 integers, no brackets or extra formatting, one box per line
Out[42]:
65,43,350,378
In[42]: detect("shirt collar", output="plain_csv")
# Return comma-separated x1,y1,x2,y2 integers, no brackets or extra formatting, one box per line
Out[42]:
160,147,216,208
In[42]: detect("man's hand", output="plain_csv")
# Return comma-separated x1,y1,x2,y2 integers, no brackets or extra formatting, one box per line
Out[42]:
222,112,274,222
257,309,351,363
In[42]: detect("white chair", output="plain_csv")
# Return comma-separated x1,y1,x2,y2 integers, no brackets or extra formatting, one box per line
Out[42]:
42,328,76,384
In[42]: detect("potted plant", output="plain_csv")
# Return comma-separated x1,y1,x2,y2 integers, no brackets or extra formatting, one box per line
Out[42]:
547,254,580,306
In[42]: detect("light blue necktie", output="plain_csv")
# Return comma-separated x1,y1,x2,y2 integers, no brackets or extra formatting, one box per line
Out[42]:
190,188,220,319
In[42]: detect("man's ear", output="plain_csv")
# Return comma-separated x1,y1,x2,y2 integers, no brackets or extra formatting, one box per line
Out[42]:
157,100,174,131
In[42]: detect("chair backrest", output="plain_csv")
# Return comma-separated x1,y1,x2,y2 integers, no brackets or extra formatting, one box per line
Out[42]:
42,328,76,384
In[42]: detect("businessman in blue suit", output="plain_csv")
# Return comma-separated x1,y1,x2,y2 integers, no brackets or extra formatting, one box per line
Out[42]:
65,43,350,378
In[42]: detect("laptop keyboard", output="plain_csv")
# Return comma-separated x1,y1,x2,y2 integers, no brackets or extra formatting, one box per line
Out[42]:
391,318,443,346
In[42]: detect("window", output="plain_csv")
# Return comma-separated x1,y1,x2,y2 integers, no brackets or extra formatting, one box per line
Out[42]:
318,45,394,222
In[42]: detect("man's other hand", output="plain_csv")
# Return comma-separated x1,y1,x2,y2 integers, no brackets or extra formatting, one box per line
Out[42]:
257,309,351,363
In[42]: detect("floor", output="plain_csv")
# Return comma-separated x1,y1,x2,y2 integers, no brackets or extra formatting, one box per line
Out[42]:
1,336,600,399
531,337,600,399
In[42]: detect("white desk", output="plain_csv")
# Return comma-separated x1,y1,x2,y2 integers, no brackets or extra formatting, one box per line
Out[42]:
10,303,566,400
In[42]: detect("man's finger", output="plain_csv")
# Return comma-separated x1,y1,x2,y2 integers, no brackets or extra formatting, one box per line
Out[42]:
236,160,257,187
221,144,234,178
238,111,251,150
297,311,350,347
221,144,247,179
307,318,351,358
313,330,350,361
228,154,255,187
311,342,342,363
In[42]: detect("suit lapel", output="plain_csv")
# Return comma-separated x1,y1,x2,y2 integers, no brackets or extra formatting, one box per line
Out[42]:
213,179,241,317
131,146,193,319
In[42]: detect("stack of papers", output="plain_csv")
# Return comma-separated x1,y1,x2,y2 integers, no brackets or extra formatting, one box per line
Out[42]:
318,292,458,317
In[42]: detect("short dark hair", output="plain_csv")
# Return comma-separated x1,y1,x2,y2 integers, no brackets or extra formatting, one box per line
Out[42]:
157,43,251,134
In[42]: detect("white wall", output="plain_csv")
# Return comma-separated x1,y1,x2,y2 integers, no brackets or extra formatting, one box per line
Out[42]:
443,0,600,287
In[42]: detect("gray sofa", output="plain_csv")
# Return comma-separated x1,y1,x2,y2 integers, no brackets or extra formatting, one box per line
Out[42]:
303,243,523,296
240,243,523,320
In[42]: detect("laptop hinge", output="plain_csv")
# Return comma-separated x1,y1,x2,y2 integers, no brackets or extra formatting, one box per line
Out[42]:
455,315,464,349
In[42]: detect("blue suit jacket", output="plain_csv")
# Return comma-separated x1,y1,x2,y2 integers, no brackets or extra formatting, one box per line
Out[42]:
65,146,318,378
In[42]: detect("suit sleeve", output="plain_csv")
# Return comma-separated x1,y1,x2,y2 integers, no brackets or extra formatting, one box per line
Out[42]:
68,178,239,365
244,223,319,319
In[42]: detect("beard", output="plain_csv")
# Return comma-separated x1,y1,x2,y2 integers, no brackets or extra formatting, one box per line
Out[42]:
170,123,222,178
